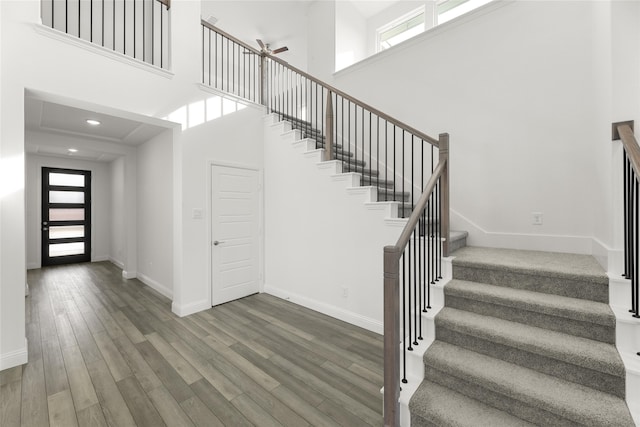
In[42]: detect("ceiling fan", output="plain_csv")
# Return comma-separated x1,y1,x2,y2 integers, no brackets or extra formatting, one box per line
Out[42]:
251,39,289,55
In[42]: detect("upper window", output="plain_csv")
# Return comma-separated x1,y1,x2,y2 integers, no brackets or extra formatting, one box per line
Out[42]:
377,7,425,52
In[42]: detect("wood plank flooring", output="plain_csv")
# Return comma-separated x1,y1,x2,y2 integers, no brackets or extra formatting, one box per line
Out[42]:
1,262,383,426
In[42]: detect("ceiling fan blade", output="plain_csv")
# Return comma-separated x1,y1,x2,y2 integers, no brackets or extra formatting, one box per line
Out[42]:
256,39,265,49
272,46,289,54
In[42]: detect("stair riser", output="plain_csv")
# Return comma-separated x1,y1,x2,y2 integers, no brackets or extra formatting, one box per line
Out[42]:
424,365,582,426
453,265,608,303
444,294,616,344
435,326,625,398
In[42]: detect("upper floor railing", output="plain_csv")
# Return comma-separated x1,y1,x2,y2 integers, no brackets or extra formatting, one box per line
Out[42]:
41,0,170,69
200,21,449,427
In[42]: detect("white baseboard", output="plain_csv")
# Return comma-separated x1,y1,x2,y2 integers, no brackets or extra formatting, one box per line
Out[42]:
109,258,124,269
171,299,210,318
122,270,136,279
264,284,383,334
92,255,110,263
137,273,173,299
26,262,39,270
452,209,609,258
0,338,28,371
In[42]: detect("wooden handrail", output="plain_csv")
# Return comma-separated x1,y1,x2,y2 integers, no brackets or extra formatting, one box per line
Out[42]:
200,22,439,147
391,159,446,252
200,20,262,56
616,123,640,178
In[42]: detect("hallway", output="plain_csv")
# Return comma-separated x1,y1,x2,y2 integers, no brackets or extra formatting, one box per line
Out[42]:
1,262,383,426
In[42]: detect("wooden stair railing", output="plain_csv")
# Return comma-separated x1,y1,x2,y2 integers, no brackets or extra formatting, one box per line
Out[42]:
200,22,451,427
613,121,640,338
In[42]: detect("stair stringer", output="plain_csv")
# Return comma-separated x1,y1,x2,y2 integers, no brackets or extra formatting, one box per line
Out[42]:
609,273,640,425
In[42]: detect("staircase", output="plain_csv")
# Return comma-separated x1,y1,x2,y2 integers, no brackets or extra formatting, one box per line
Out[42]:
275,113,468,251
409,246,635,426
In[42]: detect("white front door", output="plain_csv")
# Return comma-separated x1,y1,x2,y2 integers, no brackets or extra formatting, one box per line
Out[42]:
211,165,260,306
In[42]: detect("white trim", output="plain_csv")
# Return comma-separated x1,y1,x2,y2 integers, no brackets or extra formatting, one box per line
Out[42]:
0,339,28,371
109,257,125,269
264,285,383,334
197,84,265,111
122,270,136,279
451,208,594,254
33,24,174,79
27,262,40,270
92,255,110,263
171,299,210,318
137,272,173,299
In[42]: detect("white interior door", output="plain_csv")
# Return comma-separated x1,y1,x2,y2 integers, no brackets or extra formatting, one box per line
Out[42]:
211,165,260,306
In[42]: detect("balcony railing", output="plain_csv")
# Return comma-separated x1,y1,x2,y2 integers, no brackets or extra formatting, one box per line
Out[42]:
41,0,170,69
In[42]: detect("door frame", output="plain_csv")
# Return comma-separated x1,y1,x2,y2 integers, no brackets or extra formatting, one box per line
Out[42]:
207,161,263,307
41,167,92,266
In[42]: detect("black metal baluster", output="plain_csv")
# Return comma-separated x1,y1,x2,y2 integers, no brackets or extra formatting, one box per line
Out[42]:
133,0,135,58
151,0,154,63
413,227,418,345
408,233,413,352
402,252,407,384
78,0,81,38
142,0,145,60
385,122,388,201
123,0,126,55
65,0,68,33
113,0,115,50
393,125,397,204
90,0,93,42
402,132,405,217
437,177,442,280
369,112,372,186
624,155,629,278
160,4,163,68
631,174,640,318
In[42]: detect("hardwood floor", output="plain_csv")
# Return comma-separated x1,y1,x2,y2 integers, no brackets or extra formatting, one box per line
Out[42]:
1,262,383,426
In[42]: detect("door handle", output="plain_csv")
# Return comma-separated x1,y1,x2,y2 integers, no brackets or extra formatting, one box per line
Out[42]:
213,240,225,246
43,227,48,231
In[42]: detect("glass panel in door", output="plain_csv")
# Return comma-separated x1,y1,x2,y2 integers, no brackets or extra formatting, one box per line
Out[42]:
41,167,91,266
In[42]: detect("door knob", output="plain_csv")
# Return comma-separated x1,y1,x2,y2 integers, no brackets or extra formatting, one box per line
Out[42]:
213,240,225,246
43,227,48,231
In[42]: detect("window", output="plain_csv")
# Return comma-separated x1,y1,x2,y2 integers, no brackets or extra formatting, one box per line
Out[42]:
377,7,425,52
437,0,494,25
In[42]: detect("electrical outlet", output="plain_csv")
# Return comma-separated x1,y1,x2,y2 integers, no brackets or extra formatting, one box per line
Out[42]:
532,212,543,225
341,287,349,298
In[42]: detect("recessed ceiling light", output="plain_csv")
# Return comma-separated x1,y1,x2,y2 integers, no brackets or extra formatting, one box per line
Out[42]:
68,148,78,153
86,119,101,126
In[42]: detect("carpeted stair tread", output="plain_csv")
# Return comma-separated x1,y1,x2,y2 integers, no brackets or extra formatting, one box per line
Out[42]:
424,341,635,426
436,307,625,378
453,246,608,284
409,380,536,427
445,279,615,327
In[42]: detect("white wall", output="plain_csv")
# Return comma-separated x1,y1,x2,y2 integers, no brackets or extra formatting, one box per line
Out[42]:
0,0,259,368
307,0,336,82
174,97,264,316
136,129,174,298
25,151,112,268
329,1,606,255
110,156,125,267
264,118,403,333
335,1,367,71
